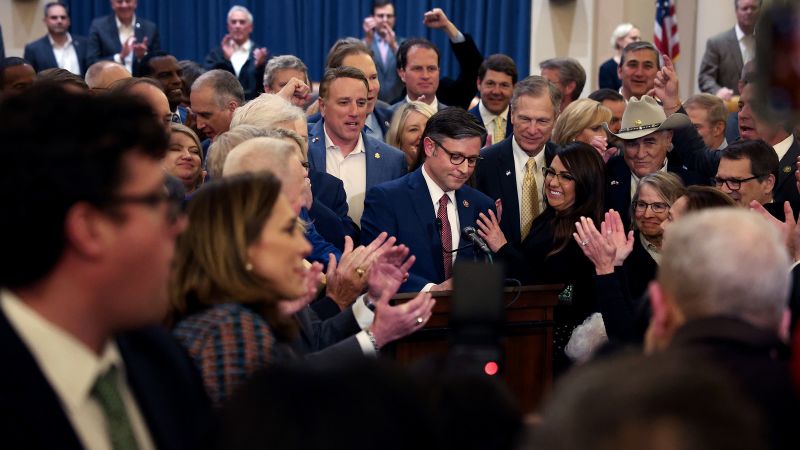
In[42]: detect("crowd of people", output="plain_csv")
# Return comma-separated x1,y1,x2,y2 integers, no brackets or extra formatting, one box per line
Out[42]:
1,0,800,448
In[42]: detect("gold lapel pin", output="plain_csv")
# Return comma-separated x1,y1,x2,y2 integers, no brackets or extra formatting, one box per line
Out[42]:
374,152,381,159
784,166,792,173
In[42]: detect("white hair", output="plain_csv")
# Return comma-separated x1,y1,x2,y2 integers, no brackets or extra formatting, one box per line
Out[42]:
207,125,271,179
229,93,305,130
227,5,253,24
222,137,295,182
659,208,791,330
610,23,636,50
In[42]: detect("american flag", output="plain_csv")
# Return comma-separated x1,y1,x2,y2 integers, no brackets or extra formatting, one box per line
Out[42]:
654,0,680,60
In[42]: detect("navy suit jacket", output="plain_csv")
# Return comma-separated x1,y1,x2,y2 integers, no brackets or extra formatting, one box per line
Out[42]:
0,310,215,450
307,119,407,192
370,36,404,103
204,45,265,100
24,34,90,76
308,169,360,246
474,137,558,245
361,168,495,292
87,14,160,72
468,104,514,143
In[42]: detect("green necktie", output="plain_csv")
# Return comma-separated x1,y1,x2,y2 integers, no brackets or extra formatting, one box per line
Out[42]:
91,366,141,450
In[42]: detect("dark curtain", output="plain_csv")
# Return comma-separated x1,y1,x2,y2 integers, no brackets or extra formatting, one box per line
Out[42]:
65,0,531,81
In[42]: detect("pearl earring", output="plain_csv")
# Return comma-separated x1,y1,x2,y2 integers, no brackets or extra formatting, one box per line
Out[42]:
245,262,253,271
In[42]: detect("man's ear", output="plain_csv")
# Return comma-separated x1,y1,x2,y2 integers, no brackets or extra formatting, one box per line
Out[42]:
644,280,677,354
565,81,577,100
422,136,435,158
712,120,726,138
763,174,776,197
318,97,326,118
397,67,406,84
63,202,110,259
476,77,482,92
226,100,239,113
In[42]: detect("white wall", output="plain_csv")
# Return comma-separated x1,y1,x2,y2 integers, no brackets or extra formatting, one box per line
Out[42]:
1,0,49,58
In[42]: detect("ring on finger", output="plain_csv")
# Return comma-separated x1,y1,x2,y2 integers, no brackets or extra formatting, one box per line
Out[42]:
416,316,424,325
581,240,589,246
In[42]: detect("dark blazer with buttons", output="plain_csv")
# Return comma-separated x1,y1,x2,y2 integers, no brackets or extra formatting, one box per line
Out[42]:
361,168,495,292
473,137,557,245
24,34,90,76
87,14,160,73
307,119,407,192
0,309,216,450
308,169,360,247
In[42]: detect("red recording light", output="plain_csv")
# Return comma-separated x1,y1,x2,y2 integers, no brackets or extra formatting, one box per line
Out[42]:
484,361,499,376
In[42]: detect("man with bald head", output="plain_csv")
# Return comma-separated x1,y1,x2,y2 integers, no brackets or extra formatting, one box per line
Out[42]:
85,60,130,94
113,77,172,135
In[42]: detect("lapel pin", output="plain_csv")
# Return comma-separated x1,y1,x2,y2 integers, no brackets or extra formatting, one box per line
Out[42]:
374,152,381,159
783,166,792,173
462,199,470,208
384,121,390,127
610,180,620,186
505,170,511,176
135,22,141,29
311,137,319,143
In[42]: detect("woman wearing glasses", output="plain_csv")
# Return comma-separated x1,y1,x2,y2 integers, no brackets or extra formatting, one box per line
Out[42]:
625,172,686,299
476,142,606,371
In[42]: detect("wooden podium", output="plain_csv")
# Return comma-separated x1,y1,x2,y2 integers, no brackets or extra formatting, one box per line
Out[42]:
391,285,562,412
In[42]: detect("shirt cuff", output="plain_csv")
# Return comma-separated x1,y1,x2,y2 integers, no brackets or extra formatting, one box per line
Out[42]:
421,283,435,292
113,53,123,64
351,294,375,330
450,31,465,44
355,330,378,356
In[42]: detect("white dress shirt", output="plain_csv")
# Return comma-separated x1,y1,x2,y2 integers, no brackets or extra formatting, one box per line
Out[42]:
512,137,546,230
49,33,81,75
630,158,669,199
324,127,367,225
1,289,155,450
773,134,794,162
229,39,252,77
478,101,509,135
113,15,135,73
735,23,756,64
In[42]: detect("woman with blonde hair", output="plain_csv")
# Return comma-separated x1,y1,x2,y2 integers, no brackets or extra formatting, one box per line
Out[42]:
165,123,205,194
551,98,616,162
385,101,436,169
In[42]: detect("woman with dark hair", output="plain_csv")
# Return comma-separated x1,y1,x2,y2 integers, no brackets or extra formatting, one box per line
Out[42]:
476,142,607,369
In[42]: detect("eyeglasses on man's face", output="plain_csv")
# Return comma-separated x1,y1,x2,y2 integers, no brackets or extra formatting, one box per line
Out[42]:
712,175,763,191
430,138,483,167
107,183,184,224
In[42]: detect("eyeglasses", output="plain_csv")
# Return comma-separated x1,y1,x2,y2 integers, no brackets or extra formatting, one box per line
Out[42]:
107,184,184,223
712,175,763,191
542,167,575,183
430,138,483,167
634,200,670,213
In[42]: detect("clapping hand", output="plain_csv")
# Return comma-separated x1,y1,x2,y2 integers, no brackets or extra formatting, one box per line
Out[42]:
573,210,634,275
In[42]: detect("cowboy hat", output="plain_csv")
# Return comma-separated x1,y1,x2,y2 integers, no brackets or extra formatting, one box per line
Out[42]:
603,95,691,140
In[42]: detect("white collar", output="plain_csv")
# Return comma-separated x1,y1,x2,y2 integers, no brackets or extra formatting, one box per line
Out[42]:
48,32,73,48
478,101,509,125
323,124,365,156
773,134,794,162
421,162,455,204
735,23,754,41
115,14,137,30
0,289,125,411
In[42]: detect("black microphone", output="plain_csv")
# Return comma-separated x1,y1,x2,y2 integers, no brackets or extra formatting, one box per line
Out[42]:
462,226,491,255
435,218,443,232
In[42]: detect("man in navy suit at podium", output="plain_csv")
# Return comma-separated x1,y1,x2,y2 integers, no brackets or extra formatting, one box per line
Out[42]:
361,108,495,292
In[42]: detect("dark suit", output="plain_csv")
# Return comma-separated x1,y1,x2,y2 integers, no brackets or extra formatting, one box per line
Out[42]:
370,36,404,103
361,168,495,292
308,169,360,247
698,28,743,95
87,14,160,74
307,119,407,193
0,309,215,450
204,45,265,100
774,138,800,207
622,232,659,300
598,57,621,91
473,137,557,245
467,104,513,140
23,34,90,76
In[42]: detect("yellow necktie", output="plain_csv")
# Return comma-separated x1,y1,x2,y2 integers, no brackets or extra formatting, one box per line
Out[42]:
520,158,539,240
493,116,506,143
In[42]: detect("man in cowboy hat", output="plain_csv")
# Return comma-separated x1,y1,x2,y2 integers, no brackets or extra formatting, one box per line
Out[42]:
604,95,700,228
